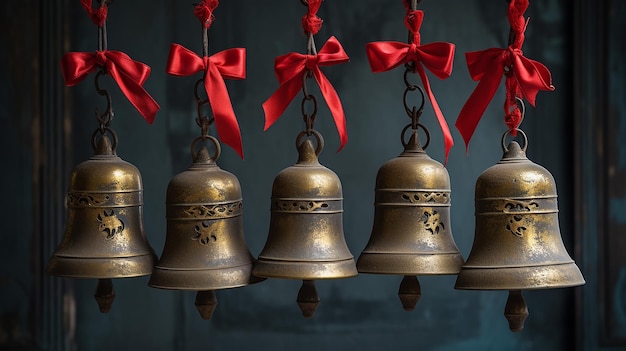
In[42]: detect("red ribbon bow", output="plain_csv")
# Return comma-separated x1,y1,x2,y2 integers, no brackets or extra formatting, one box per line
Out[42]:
61,50,160,124
262,36,349,151
167,43,246,158
455,0,554,151
366,9,455,163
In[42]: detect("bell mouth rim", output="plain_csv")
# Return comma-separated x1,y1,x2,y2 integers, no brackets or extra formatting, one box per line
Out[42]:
47,253,155,279
148,261,264,290
454,262,585,290
252,258,358,280
357,252,464,275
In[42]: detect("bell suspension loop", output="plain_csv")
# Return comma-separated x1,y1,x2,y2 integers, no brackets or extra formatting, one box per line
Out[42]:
356,0,464,312
454,94,584,331
253,1,358,317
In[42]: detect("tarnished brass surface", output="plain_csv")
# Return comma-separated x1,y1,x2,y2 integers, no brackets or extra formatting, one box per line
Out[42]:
47,135,156,279
357,135,463,275
455,141,585,290
253,136,357,280
149,146,260,291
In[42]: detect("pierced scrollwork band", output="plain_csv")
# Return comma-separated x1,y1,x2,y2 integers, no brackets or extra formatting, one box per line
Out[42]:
167,200,243,220
475,196,557,215
67,191,142,207
375,190,451,206
476,197,558,238
271,198,343,213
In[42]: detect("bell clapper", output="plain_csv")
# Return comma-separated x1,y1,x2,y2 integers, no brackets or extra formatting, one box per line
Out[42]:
398,275,421,311
195,290,218,320
504,290,529,332
94,278,115,313
297,280,320,318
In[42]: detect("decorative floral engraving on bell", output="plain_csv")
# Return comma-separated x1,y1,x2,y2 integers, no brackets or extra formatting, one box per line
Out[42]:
357,129,463,311
47,131,156,313
252,130,358,318
454,130,585,331
149,136,262,320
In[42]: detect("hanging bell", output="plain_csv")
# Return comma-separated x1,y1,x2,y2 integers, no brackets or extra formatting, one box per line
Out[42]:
47,130,156,313
454,130,585,331
149,136,262,320
253,130,358,318
357,128,464,311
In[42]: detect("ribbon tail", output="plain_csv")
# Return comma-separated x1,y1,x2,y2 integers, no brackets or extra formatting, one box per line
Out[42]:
416,66,453,164
313,68,348,151
107,63,159,124
262,73,304,131
455,69,503,152
205,65,244,159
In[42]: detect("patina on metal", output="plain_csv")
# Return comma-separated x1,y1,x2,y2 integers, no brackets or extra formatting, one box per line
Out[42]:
149,124,262,320
253,129,358,318
47,128,156,313
357,43,464,311
357,128,464,310
455,129,585,331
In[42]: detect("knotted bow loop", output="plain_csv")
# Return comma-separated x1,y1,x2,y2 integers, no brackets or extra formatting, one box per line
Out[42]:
404,10,424,45
302,0,323,35
167,43,246,158
262,36,349,151
80,0,108,27
194,0,219,29
61,50,159,124
455,46,554,150
366,30,455,163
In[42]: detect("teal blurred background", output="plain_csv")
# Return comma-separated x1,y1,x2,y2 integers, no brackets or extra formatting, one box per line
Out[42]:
1,0,624,350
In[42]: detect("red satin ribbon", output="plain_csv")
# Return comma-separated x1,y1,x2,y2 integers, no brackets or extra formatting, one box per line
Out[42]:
194,0,219,28
262,36,349,151
167,43,246,158
455,47,554,150
366,9,455,163
60,50,160,124
302,0,323,35
80,0,107,27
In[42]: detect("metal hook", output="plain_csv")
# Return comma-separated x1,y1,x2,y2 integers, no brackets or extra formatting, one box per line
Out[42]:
196,116,212,139
94,70,113,130
403,76,425,124
194,79,214,137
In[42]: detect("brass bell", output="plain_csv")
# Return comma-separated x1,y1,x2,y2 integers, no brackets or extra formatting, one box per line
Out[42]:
358,129,464,311
47,131,156,313
149,136,261,320
454,130,585,331
253,130,358,318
